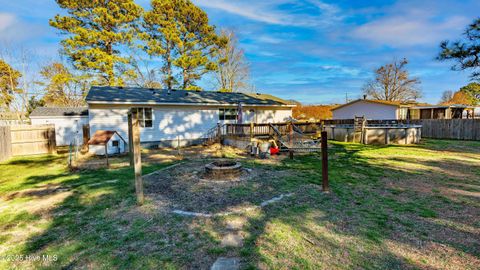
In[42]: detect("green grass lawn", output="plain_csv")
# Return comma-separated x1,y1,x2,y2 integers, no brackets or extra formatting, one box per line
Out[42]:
0,139,479,269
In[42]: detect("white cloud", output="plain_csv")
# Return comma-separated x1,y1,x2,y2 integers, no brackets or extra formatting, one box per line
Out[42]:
193,0,344,27
0,12,51,44
319,65,362,77
350,1,471,47
353,16,468,47
257,35,283,44
0,13,16,32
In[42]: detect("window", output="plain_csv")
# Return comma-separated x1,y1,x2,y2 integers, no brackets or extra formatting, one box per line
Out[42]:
132,108,153,128
112,140,119,147
398,108,409,120
219,108,238,121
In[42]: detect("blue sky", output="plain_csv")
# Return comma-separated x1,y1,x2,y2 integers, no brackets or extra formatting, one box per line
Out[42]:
1,0,479,104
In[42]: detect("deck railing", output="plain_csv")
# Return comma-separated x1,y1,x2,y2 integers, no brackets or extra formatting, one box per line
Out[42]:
220,119,427,138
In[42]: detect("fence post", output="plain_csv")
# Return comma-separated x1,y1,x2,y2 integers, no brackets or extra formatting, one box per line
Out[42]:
128,112,134,166
48,126,57,154
82,124,90,152
130,110,144,205
104,144,109,167
321,131,329,192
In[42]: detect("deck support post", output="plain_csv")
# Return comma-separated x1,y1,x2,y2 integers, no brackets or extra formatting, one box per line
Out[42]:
250,122,254,140
130,109,144,205
217,123,222,144
321,131,329,192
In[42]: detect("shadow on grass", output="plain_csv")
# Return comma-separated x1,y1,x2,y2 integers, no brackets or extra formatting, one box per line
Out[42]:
4,140,479,269
10,160,222,269
239,141,480,269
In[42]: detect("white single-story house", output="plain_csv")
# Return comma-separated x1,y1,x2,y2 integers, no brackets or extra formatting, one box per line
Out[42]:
29,107,89,146
332,99,410,120
86,86,295,150
332,99,475,120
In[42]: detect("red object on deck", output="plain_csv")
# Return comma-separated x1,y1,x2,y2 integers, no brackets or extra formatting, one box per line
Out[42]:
270,147,280,155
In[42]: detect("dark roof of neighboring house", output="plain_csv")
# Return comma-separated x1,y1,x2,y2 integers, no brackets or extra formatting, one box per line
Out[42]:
29,107,88,117
88,130,126,145
86,86,295,107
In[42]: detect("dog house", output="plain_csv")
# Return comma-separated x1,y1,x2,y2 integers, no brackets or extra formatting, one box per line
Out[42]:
88,130,127,157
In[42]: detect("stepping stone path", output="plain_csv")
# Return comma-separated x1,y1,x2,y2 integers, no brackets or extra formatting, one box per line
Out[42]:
210,257,240,270
211,217,247,269
221,233,243,248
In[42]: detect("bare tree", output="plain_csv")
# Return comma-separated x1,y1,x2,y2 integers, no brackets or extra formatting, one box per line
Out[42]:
122,45,163,88
214,30,251,92
0,45,39,119
363,58,421,102
440,90,454,104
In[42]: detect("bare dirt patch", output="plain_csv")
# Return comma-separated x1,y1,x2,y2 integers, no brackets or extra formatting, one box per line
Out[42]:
144,159,295,213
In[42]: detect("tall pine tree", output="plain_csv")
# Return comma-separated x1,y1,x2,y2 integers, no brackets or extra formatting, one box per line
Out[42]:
50,0,142,86
174,0,225,90
142,0,224,90
142,0,182,89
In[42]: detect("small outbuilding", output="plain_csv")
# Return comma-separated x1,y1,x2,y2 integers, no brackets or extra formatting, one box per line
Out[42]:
332,99,476,120
332,99,410,120
29,107,89,146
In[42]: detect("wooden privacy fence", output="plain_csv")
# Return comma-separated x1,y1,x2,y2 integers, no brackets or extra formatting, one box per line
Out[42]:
420,119,480,140
0,125,56,162
0,126,12,162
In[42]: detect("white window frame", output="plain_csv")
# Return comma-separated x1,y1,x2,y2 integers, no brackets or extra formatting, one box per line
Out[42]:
132,107,154,128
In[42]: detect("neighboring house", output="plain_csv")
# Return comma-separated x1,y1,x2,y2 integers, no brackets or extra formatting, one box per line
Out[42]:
86,86,295,149
408,104,475,119
29,107,88,146
332,99,475,120
332,99,410,120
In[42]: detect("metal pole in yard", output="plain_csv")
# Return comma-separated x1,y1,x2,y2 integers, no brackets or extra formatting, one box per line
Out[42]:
321,131,329,192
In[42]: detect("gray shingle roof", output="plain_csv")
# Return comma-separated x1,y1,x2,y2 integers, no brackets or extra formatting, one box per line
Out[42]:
29,107,88,117
86,86,294,106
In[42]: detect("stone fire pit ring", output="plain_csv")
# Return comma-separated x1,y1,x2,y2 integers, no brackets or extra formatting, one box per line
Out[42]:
205,160,243,179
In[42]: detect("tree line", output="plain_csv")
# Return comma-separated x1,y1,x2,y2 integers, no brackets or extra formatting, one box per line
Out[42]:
0,0,251,117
